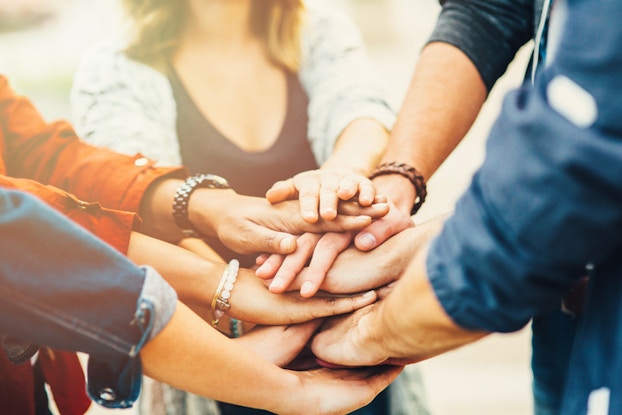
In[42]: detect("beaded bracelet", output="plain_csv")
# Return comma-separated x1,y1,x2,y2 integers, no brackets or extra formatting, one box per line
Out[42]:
211,259,240,326
369,161,427,215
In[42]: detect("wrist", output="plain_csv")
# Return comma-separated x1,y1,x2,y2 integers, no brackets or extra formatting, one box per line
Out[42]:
263,370,305,414
369,162,427,215
173,174,231,238
372,174,417,215
186,186,236,239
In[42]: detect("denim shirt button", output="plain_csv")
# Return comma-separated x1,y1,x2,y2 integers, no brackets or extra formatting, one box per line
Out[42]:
98,388,117,402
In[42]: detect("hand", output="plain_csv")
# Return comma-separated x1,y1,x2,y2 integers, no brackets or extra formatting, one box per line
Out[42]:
190,190,388,255
266,169,381,223
228,268,378,325
354,199,415,251
310,303,392,367
276,365,403,415
234,320,323,368
258,225,434,296
255,231,353,297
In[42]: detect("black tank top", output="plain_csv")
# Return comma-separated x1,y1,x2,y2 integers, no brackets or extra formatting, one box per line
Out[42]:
169,68,319,266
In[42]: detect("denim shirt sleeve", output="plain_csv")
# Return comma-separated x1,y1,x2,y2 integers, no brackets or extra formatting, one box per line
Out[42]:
0,189,177,408
428,0,534,91
427,0,622,333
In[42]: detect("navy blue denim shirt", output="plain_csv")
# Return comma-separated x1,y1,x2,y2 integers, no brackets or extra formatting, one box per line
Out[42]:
0,189,177,409
427,0,622,412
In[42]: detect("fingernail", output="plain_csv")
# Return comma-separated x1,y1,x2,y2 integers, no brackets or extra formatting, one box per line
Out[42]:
301,281,315,296
303,210,317,222
280,237,295,252
320,208,337,219
363,290,375,298
255,264,266,276
358,232,377,249
270,277,284,290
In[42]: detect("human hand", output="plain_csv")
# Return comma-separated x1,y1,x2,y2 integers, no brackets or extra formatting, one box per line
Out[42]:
354,199,415,251
257,224,435,296
310,303,396,368
255,231,353,297
266,169,382,223
228,268,378,325
274,364,403,415
234,320,323,368
190,190,388,255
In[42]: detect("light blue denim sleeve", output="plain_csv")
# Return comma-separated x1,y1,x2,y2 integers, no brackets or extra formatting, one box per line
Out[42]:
0,188,177,408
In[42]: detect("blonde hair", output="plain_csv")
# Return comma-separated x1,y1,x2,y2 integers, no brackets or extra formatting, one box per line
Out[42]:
123,0,306,72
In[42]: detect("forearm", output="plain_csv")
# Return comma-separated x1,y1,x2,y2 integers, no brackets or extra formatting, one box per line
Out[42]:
141,302,298,412
369,246,487,362
321,118,389,176
138,176,236,242
127,231,222,308
376,43,486,212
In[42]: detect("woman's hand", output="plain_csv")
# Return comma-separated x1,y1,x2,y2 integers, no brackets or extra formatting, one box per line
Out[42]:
190,190,388,255
233,320,323,368
266,169,383,223
277,365,403,415
255,232,353,297
227,267,377,325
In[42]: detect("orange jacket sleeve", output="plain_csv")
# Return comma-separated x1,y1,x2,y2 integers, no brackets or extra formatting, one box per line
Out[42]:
0,75,185,253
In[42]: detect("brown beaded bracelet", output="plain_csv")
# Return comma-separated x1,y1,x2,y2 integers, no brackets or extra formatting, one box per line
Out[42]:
369,162,427,215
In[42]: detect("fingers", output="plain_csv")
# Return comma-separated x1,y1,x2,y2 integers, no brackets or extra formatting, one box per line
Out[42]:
299,232,352,298
268,233,321,293
254,253,270,267
354,208,414,251
337,200,389,219
353,178,376,207
268,170,382,225
235,320,324,367
318,175,340,221
266,178,298,204
303,290,377,321
223,225,297,255
255,253,285,280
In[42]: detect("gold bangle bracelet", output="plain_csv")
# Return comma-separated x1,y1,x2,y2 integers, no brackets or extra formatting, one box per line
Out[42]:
210,259,239,326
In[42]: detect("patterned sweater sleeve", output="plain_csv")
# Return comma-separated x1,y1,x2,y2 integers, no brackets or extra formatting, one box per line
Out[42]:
70,41,182,166
300,1,397,165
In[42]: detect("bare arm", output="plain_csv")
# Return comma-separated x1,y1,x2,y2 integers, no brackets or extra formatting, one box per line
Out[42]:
355,42,487,250
137,177,388,254
141,301,402,415
311,245,487,367
126,232,378,325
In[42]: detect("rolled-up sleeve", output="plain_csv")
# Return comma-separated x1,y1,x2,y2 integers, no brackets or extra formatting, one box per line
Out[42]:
428,0,533,91
426,0,622,333
0,189,177,408
300,2,396,164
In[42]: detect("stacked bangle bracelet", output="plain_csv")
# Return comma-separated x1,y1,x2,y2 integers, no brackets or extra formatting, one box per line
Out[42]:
211,259,240,326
